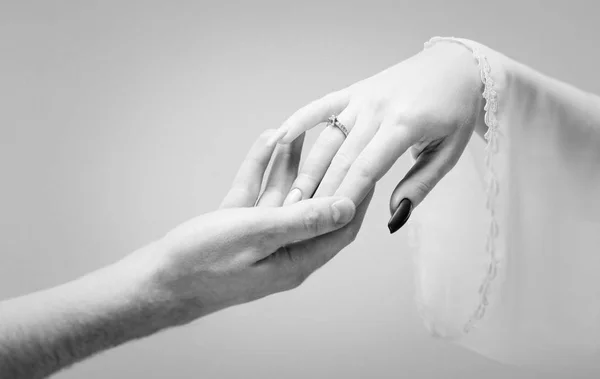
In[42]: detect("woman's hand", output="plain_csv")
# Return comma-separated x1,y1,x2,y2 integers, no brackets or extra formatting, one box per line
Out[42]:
128,130,373,326
275,42,483,232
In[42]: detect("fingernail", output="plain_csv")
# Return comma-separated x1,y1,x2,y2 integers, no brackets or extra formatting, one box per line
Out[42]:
267,126,288,146
285,188,302,205
331,198,356,224
388,198,412,234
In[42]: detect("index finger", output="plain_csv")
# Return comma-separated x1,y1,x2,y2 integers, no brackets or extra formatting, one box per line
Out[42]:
220,129,278,208
256,133,305,207
275,91,350,145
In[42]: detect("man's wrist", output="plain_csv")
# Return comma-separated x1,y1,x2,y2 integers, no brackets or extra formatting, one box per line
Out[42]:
0,240,210,379
0,245,168,379
116,239,212,329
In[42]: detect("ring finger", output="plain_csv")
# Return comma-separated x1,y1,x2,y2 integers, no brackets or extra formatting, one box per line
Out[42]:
283,105,358,205
313,108,380,198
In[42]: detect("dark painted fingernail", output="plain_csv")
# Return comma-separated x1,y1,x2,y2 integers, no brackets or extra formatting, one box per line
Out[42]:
388,198,412,234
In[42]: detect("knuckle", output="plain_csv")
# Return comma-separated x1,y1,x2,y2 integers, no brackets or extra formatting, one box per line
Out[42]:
331,151,353,172
387,110,427,139
302,207,324,235
256,216,283,247
350,93,371,108
222,187,250,205
388,103,411,122
387,123,413,140
413,180,434,198
276,142,293,155
229,186,250,197
352,157,377,187
322,90,344,105
260,128,277,141
277,151,294,162
305,96,327,114
297,170,320,184
319,92,335,106
254,228,276,250
409,145,423,160
363,96,384,112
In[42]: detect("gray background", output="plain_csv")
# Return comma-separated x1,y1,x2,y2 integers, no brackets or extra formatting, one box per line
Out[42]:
1,1,598,378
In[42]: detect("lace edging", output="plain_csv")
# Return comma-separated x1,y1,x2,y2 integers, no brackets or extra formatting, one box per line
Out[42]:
424,36,500,334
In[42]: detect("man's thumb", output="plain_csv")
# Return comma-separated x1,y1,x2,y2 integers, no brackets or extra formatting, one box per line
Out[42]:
265,197,356,247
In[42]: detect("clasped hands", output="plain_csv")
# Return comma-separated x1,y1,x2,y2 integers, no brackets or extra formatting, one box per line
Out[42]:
125,41,485,327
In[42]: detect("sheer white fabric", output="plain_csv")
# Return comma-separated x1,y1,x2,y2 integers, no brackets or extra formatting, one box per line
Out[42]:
410,37,600,369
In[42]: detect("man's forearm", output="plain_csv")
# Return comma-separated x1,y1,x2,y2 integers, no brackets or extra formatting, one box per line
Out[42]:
0,243,179,379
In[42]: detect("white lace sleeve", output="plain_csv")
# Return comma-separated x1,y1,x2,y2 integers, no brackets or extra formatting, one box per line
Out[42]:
411,36,600,370
424,37,500,334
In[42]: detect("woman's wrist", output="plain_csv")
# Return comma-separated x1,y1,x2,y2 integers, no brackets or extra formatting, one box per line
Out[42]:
423,39,487,138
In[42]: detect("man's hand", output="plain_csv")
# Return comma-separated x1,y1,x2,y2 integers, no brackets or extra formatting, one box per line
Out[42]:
0,130,373,379
139,129,372,322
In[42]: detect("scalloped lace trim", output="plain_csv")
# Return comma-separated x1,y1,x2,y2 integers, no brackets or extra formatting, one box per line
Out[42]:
423,36,500,334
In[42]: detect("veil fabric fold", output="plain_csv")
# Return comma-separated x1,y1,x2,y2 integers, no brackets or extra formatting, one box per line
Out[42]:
410,37,600,368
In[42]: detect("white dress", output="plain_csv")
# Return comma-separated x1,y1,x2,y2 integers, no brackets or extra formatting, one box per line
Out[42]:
410,37,600,369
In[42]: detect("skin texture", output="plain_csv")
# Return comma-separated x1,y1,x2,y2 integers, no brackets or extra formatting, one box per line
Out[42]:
0,130,373,379
275,42,485,221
